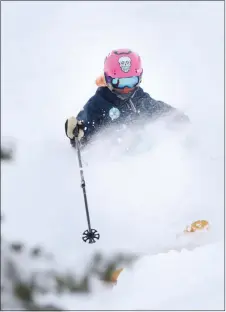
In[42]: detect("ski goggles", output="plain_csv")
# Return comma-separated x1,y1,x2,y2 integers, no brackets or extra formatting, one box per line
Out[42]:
105,75,140,90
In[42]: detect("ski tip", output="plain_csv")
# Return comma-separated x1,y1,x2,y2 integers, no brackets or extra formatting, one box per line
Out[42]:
110,268,124,283
184,220,210,233
100,268,124,286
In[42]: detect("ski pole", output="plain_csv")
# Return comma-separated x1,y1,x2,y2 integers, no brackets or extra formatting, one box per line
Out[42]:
74,135,100,244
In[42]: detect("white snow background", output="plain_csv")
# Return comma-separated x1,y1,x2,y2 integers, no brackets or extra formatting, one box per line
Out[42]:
1,1,225,310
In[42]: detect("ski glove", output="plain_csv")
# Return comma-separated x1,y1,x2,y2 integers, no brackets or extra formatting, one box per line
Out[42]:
65,116,84,141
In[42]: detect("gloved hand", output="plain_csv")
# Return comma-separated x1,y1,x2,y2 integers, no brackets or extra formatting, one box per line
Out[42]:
65,116,84,141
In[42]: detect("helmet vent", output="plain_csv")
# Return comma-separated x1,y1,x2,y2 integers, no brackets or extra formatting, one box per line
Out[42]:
113,49,132,55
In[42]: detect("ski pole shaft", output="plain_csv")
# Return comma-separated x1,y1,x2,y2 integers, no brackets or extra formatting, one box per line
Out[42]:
75,138,92,232
74,135,100,244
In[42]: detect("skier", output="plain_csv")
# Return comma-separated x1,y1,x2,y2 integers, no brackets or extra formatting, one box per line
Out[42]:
65,49,189,147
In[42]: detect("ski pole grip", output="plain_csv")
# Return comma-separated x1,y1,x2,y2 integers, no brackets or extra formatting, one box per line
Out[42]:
73,125,79,138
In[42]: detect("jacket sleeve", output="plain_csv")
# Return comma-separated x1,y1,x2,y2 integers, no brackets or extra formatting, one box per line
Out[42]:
140,92,190,124
76,91,107,140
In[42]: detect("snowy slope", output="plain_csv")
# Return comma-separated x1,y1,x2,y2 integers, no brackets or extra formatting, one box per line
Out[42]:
1,1,224,310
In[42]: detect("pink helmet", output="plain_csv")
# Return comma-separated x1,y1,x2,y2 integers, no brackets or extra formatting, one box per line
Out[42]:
104,49,143,94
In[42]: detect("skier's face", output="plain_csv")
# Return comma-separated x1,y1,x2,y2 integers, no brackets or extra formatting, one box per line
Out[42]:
115,86,136,94
113,88,137,100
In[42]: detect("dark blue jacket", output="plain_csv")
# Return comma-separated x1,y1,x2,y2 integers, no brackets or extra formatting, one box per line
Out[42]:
77,86,189,143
